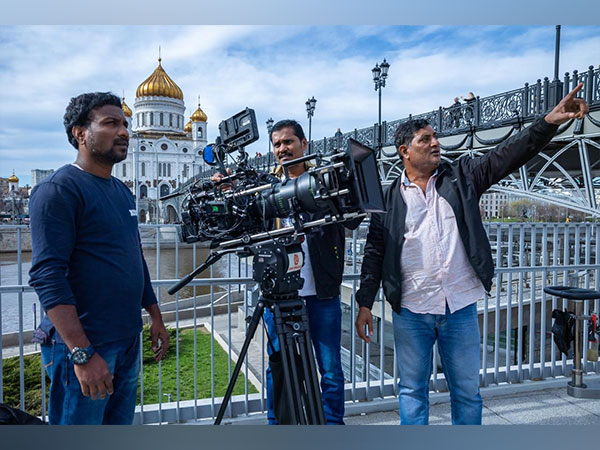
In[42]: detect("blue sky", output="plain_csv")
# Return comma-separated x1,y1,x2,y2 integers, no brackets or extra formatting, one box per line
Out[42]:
1,25,599,185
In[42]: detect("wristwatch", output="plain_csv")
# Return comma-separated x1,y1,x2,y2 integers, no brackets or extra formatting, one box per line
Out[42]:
68,345,96,365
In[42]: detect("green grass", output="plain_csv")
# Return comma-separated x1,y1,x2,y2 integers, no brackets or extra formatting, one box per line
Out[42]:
138,326,257,403
1,326,257,417
1,351,46,416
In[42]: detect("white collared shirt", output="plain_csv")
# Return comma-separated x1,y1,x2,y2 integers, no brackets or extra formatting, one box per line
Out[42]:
279,173,317,297
399,170,485,314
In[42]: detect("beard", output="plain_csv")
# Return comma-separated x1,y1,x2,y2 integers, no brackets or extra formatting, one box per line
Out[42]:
88,135,128,165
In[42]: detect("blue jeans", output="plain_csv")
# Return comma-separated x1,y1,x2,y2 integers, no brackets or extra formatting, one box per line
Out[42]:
392,303,482,425
41,334,140,425
264,295,345,424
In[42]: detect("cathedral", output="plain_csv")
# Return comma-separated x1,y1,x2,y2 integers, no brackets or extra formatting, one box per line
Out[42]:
113,57,208,224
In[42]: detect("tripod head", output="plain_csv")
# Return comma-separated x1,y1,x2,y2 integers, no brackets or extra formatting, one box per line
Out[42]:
250,235,304,297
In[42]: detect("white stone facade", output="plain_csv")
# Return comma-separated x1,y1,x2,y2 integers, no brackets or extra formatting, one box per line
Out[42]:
133,96,186,134
112,60,208,223
479,191,510,219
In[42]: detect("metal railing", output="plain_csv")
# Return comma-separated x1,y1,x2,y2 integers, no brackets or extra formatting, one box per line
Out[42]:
180,64,600,185
1,221,599,423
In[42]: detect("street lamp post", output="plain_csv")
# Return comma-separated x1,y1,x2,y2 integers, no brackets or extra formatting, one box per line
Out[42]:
266,117,274,168
372,59,390,157
305,96,317,153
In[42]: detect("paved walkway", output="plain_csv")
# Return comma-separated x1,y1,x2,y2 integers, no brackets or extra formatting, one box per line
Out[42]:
344,384,600,425
204,383,600,425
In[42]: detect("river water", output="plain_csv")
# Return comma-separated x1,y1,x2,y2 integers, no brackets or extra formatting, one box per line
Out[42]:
0,247,244,334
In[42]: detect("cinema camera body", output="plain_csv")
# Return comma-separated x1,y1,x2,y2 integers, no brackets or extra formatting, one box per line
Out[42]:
176,107,385,255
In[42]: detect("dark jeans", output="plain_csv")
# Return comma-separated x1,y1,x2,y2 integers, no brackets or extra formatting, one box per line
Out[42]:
264,295,345,424
41,334,140,425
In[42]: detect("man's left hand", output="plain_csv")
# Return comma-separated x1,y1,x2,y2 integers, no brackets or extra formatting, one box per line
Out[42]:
150,319,170,362
545,82,589,125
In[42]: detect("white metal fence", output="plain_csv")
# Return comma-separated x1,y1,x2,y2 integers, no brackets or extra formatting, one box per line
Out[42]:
1,222,599,423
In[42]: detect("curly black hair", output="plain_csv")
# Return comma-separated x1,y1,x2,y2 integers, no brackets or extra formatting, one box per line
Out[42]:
393,118,431,153
63,92,122,149
270,119,306,142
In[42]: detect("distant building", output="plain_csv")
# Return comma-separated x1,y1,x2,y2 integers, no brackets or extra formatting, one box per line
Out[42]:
0,177,9,195
31,169,54,187
480,191,511,219
0,172,30,222
8,172,19,192
114,56,208,224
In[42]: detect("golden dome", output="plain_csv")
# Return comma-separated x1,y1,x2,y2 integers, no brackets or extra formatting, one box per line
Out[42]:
8,173,19,183
184,120,192,133
121,98,132,117
190,102,207,122
136,58,183,100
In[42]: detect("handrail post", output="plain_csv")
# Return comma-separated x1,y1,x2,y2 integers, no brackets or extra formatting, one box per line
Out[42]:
535,79,542,115
586,65,594,104
543,77,549,112
563,71,571,97
523,83,530,117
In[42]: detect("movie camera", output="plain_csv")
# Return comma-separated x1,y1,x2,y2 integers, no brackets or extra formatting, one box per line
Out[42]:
165,107,385,425
174,107,385,250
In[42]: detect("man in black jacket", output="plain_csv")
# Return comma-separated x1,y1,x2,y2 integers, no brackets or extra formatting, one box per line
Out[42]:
264,119,359,424
355,84,588,425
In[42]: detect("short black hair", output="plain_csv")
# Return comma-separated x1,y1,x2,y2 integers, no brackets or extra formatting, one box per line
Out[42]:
64,92,122,149
393,118,431,152
270,119,306,142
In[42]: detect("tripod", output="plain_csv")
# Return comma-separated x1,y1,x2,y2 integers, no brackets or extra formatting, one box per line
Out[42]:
169,236,326,425
215,293,325,425
215,238,325,425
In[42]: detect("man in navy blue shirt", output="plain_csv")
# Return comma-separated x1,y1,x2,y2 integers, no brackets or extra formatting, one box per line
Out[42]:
29,92,169,425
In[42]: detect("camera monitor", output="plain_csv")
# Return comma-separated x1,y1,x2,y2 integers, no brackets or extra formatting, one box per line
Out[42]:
346,138,385,213
218,108,259,150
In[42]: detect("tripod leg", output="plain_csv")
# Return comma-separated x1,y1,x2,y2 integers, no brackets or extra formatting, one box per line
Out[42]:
292,302,326,424
273,300,326,425
214,300,265,425
293,334,317,423
283,333,308,424
273,303,304,424
296,332,326,424
304,328,327,425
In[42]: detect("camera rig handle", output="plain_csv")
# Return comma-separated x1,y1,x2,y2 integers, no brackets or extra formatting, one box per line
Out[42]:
167,247,243,295
217,211,366,249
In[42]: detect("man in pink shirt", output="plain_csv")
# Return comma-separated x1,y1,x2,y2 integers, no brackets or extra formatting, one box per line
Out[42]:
355,84,589,424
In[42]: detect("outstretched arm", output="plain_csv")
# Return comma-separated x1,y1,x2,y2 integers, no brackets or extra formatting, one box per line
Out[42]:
466,83,589,197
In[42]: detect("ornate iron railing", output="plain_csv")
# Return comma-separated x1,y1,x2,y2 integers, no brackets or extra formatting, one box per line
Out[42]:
311,65,600,154
186,65,599,183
